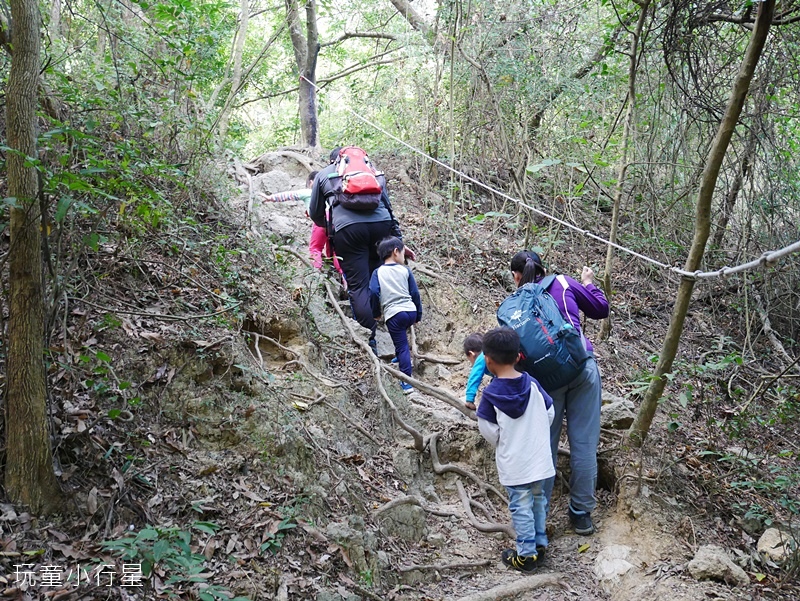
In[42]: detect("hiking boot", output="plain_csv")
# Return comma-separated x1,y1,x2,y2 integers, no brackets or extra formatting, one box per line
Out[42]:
400,382,414,394
568,507,595,535
501,549,539,572
536,545,546,563
368,338,378,357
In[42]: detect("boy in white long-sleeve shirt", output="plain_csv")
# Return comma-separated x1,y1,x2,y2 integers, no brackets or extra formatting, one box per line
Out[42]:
477,327,555,572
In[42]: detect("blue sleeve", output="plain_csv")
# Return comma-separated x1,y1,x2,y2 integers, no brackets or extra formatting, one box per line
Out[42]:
532,378,553,410
369,270,382,318
476,386,498,424
408,268,422,321
465,353,487,402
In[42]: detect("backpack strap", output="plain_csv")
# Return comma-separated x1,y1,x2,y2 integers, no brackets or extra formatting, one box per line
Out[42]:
554,274,590,352
539,274,556,290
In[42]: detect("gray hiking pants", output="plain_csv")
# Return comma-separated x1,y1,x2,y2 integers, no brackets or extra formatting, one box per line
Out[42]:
543,356,602,515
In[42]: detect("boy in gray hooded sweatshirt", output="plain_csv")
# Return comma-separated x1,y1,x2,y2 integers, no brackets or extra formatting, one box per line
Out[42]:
477,327,555,572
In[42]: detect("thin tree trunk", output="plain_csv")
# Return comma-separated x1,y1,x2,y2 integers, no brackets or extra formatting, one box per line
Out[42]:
600,1,650,340
218,0,249,143
5,0,63,514
711,127,758,250
49,0,61,38
285,0,320,149
629,0,776,445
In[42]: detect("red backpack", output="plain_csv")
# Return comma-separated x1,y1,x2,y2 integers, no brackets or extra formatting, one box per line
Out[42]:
330,146,384,211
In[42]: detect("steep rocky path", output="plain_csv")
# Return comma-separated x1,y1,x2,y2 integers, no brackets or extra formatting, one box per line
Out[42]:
242,151,759,601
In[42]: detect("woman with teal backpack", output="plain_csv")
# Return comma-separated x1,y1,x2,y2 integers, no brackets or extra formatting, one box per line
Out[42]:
507,251,608,535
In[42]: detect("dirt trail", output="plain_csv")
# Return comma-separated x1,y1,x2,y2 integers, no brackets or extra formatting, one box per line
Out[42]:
247,154,751,601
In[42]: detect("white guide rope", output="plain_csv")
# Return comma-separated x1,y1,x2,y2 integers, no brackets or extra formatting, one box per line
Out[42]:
300,76,800,281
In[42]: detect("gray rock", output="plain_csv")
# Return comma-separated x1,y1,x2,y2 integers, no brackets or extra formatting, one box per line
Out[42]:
376,503,427,542
256,169,294,195
427,533,446,547
264,213,299,238
757,528,798,563
601,399,636,429
687,544,749,587
435,364,452,380
374,328,395,359
325,519,376,577
307,295,346,340
594,544,636,583
392,448,422,482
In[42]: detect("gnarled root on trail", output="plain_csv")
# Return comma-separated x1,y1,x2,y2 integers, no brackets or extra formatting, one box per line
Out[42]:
429,432,506,502
381,362,475,420
398,559,492,573
410,325,462,365
323,280,425,452
456,479,515,539
373,494,460,519
451,573,571,601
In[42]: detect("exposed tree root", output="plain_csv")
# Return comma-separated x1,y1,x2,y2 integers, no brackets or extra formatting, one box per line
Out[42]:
248,331,344,388
398,559,492,573
381,362,475,420
410,325,462,365
456,479,515,539
429,432,506,502
321,400,382,446
451,573,570,601
373,494,460,519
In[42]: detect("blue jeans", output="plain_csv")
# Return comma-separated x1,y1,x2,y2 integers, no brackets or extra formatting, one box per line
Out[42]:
506,480,548,556
386,311,418,376
543,356,602,515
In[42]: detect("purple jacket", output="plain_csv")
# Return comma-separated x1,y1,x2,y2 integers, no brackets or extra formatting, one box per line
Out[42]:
540,274,608,352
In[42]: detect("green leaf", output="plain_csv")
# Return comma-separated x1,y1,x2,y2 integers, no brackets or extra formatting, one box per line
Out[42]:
137,528,160,541
565,162,588,173
153,539,170,562
193,521,220,535
54,196,74,222
108,409,122,419
526,158,562,174
83,232,101,251
96,351,111,362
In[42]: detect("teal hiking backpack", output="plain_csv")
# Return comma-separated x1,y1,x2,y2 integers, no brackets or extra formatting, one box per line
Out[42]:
496,275,590,393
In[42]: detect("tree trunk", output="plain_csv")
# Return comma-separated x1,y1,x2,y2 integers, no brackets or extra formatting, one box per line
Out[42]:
600,1,650,340
286,0,320,150
711,126,758,251
629,0,776,445
217,0,249,143
5,0,62,514
49,0,61,38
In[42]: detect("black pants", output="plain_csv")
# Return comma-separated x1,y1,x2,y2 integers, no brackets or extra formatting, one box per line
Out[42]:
333,220,395,334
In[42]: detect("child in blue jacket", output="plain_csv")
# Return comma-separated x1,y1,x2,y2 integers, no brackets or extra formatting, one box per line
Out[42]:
463,332,492,410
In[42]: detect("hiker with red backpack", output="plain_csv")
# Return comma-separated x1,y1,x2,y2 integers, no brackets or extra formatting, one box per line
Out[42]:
262,171,343,277
309,146,416,354
502,251,608,536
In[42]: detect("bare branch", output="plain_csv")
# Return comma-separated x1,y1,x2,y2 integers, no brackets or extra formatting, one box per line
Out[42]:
321,30,398,48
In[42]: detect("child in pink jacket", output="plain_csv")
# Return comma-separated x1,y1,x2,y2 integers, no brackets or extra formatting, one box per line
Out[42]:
262,171,343,278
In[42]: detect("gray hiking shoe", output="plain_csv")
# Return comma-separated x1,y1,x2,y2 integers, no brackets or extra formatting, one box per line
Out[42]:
568,506,595,535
